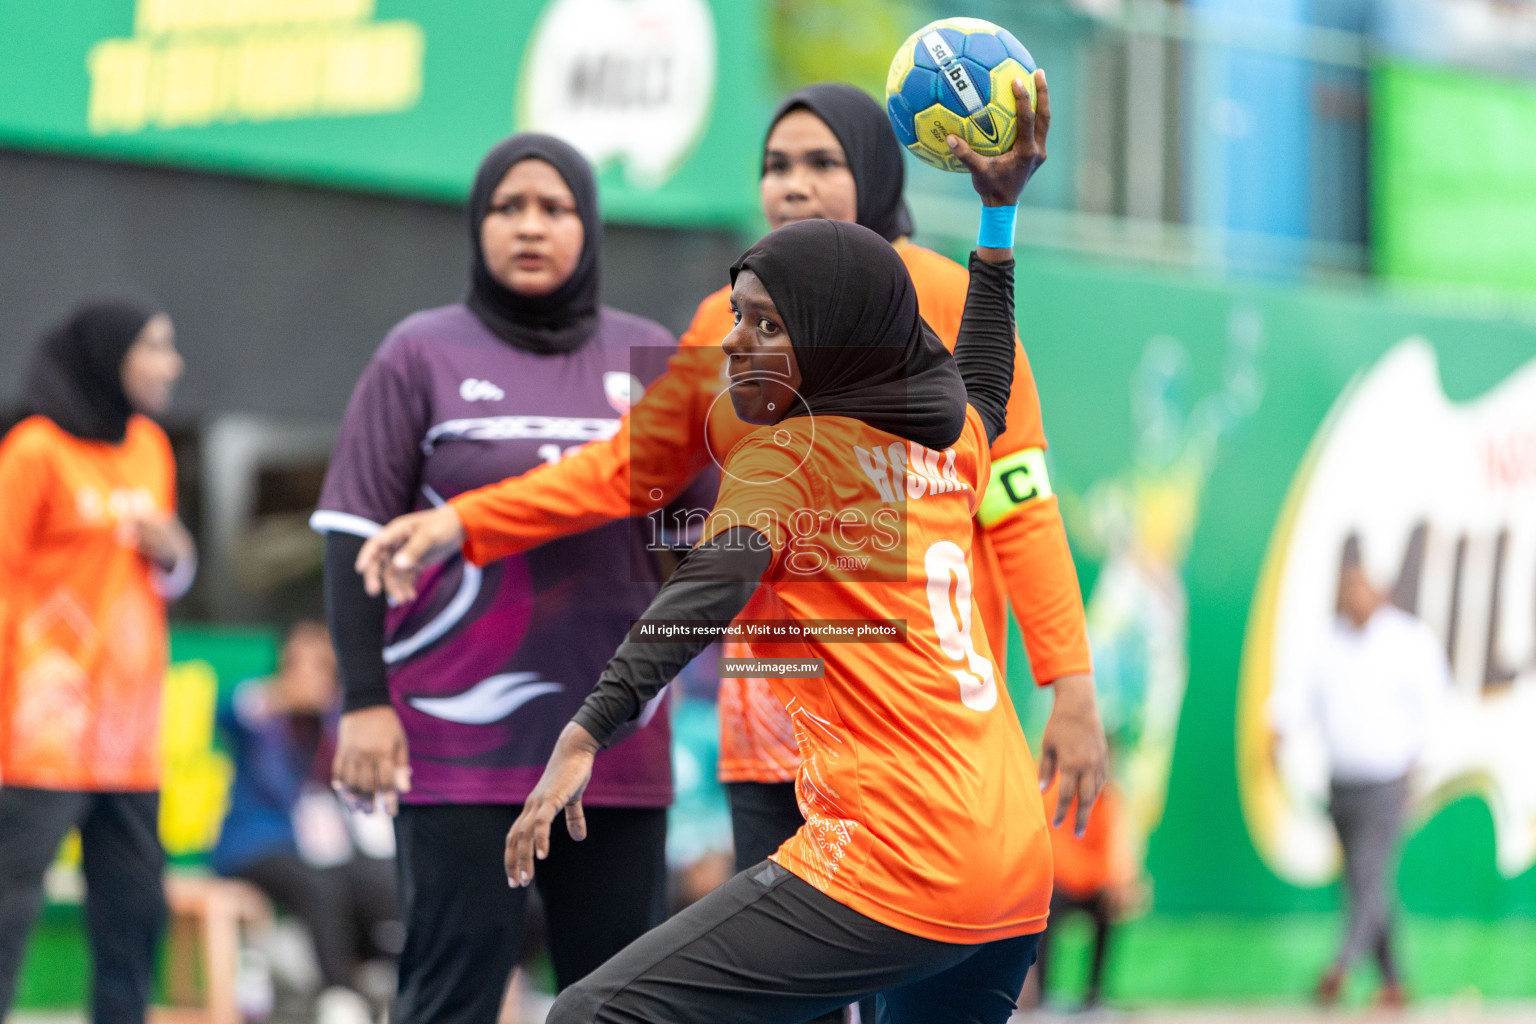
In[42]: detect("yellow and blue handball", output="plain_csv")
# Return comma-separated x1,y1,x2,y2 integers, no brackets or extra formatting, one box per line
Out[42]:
886,17,1038,173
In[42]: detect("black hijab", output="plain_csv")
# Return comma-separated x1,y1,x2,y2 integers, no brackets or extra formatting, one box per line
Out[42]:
466,133,602,354
20,298,159,443
731,220,965,450
767,83,915,243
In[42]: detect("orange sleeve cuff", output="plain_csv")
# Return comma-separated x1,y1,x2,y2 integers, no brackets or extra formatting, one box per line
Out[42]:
982,495,1092,685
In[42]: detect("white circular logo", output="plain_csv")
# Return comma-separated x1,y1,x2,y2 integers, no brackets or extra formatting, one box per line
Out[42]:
517,0,717,188
603,371,645,414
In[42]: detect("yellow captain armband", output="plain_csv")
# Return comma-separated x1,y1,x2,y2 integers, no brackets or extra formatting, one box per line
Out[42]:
977,447,1052,527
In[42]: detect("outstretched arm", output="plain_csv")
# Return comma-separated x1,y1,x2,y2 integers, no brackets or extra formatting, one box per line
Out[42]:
952,255,1016,444
355,342,723,603
455,335,727,564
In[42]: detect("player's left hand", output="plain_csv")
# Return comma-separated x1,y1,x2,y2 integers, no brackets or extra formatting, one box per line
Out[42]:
1037,672,1107,837
122,512,194,573
355,504,466,604
947,69,1050,208
506,721,601,887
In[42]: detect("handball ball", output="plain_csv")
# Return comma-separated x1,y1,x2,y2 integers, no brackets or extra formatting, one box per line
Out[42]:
886,17,1037,173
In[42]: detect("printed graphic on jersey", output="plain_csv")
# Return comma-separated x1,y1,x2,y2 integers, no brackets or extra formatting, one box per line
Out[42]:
603,370,645,414
459,378,506,402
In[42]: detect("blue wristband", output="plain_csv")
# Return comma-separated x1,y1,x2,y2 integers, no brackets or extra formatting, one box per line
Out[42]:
977,203,1017,249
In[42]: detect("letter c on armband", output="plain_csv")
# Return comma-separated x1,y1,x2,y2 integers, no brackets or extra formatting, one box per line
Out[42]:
976,448,1052,528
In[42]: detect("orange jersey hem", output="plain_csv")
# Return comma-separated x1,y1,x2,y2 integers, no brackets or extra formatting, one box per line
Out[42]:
0,769,159,792
770,851,1050,944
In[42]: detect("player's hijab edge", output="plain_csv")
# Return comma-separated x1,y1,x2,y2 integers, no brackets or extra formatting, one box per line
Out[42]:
731,220,965,450
19,297,161,444
466,133,601,355
766,82,915,244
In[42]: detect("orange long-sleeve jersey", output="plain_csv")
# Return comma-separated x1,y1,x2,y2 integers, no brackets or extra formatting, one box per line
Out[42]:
0,416,179,791
454,242,1092,783
698,408,1053,942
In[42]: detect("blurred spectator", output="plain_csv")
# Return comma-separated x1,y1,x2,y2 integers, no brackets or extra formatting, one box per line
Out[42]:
1269,549,1450,1008
0,299,194,1024
213,621,399,1024
1024,781,1145,1011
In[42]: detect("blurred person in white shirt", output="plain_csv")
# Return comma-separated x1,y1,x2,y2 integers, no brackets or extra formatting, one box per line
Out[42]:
1269,545,1449,1009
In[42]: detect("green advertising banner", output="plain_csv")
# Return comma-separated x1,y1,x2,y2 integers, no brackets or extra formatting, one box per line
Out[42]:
0,0,767,227
1373,60,1536,296
999,250,1536,924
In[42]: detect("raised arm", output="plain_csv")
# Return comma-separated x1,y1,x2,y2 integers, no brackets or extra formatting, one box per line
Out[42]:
945,71,1045,443
951,255,1015,444
950,70,1107,835
950,70,1090,689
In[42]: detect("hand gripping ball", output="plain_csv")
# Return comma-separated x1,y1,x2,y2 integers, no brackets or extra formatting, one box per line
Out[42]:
886,17,1038,173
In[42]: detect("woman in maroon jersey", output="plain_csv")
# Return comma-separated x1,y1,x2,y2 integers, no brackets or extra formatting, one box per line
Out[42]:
314,134,683,1024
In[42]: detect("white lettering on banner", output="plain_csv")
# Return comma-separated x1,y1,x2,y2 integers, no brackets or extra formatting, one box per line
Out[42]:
517,0,715,187
1240,338,1536,884
537,443,588,466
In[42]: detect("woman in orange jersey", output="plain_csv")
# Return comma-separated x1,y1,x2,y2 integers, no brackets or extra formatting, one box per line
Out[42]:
0,299,194,1024
358,82,1106,874
488,78,1103,1024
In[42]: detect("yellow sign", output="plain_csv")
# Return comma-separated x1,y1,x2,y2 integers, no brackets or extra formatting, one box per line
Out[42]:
87,0,423,134
159,659,233,857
